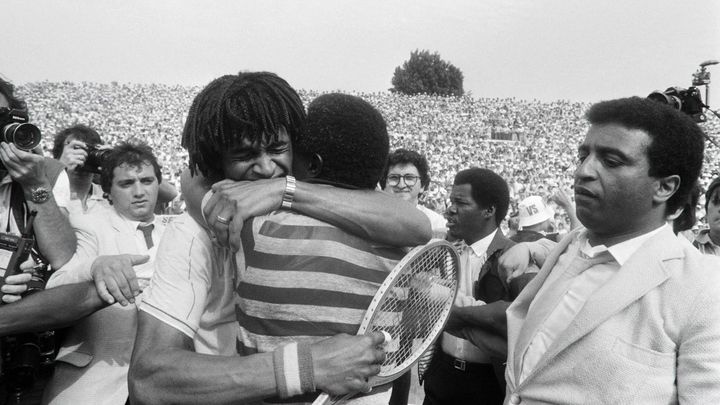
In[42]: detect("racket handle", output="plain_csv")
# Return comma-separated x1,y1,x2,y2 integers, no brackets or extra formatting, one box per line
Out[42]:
312,392,352,405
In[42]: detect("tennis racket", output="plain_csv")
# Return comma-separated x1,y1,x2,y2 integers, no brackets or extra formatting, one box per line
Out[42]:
312,239,459,405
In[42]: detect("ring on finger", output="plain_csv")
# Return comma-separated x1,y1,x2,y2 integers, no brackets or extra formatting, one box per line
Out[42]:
216,215,230,225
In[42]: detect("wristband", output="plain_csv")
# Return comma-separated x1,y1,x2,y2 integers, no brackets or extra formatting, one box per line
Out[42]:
273,342,315,398
281,175,296,210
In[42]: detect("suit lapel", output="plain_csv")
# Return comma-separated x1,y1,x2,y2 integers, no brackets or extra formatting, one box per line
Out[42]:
110,211,140,255
476,230,513,281
521,227,683,382
508,230,579,381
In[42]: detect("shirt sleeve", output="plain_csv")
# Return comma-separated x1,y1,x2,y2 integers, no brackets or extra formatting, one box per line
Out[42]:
140,215,214,339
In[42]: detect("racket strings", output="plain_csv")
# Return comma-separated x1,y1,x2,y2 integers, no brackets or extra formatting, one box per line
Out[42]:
367,246,458,376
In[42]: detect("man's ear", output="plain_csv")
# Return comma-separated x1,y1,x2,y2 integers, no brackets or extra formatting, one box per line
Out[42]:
484,205,496,219
307,153,323,178
654,174,680,205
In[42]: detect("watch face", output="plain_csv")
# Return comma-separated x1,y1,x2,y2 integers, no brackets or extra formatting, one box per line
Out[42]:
31,187,50,203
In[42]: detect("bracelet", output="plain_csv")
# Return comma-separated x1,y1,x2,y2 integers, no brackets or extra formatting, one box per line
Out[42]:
272,342,315,398
281,175,296,210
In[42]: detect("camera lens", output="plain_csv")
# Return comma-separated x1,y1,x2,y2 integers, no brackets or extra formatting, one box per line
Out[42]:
2,123,42,151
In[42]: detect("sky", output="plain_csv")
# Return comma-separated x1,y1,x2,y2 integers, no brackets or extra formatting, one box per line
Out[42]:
3,0,720,103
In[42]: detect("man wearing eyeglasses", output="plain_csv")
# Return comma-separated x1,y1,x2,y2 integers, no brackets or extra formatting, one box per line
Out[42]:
382,149,447,239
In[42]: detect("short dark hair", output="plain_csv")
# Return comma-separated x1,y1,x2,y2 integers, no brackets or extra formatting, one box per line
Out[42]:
0,77,26,110
706,177,720,211
453,167,509,226
182,71,305,181
52,124,103,159
380,148,431,189
586,97,705,215
297,93,388,189
101,142,162,194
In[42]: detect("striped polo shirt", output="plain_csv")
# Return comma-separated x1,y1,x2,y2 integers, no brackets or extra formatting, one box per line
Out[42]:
236,210,406,355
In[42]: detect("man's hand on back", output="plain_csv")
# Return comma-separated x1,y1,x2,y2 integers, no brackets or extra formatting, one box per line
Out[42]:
204,178,285,251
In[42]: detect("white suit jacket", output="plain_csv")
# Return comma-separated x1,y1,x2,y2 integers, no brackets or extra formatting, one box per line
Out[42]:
42,209,173,405
505,227,720,404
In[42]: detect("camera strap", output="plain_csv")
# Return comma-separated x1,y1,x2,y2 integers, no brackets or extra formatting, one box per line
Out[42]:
9,181,48,266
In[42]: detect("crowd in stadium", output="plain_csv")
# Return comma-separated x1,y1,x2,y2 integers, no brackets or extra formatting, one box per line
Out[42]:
18,81,720,231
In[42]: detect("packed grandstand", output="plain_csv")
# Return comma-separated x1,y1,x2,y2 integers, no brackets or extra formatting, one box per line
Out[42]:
17,81,720,231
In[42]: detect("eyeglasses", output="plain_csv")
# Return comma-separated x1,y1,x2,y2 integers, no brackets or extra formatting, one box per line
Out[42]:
387,174,420,187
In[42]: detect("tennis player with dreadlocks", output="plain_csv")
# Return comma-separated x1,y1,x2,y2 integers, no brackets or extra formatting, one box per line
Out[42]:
129,72,431,404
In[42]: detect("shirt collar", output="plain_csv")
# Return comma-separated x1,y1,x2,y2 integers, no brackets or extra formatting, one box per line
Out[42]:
467,229,497,257
579,224,667,266
117,211,156,230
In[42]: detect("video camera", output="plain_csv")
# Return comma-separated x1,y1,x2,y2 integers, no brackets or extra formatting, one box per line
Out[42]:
648,60,719,124
648,86,706,122
0,108,42,152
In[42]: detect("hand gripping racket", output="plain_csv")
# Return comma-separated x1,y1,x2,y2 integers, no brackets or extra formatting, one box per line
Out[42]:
313,239,459,405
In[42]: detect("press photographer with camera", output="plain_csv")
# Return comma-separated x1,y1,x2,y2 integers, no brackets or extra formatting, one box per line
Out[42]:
0,77,78,404
0,78,77,295
52,125,111,216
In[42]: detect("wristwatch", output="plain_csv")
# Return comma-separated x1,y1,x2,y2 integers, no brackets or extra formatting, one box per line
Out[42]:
28,186,51,204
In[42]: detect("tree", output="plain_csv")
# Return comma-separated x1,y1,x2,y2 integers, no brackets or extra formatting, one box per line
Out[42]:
391,50,464,97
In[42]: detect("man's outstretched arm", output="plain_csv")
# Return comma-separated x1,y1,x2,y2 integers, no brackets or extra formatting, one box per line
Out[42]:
129,312,386,405
0,282,105,336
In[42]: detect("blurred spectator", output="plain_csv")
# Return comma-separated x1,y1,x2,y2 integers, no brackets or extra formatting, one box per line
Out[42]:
692,177,720,256
381,148,447,238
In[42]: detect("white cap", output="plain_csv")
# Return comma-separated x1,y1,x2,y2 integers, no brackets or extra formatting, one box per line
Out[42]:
518,196,553,229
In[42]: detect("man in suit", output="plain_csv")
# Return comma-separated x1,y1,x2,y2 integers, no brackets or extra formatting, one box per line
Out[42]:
423,167,521,405
42,142,171,405
504,97,720,404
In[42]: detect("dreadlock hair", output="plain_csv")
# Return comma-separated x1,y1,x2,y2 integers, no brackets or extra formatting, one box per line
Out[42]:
182,72,305,181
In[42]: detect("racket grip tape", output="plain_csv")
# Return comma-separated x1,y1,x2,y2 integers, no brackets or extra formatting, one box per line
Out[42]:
273,342,316,398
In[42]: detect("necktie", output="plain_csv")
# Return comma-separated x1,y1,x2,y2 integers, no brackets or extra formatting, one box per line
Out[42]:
137,223,154,249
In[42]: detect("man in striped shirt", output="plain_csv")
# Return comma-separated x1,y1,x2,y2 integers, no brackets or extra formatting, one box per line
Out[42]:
238,93,403,404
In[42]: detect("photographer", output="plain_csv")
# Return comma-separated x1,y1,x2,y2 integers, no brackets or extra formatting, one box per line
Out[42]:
0,78,76,291
52,125,110,216
0,78,77,404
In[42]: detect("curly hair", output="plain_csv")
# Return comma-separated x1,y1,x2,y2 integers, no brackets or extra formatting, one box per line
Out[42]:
181,72,305,181
296,93,388,189
379,148,431,189
100,142,162,194
586,97,705,215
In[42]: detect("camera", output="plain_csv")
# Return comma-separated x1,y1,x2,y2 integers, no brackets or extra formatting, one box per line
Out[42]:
79,144,112,174
647,86,706,122
0,108,42,151
0,212,55,403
